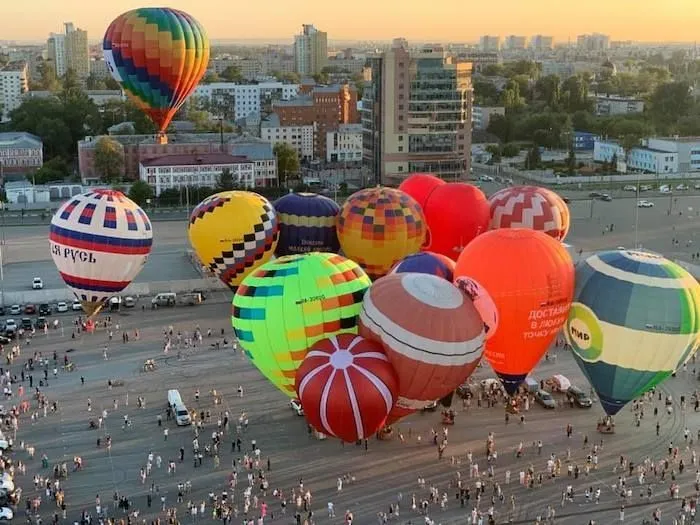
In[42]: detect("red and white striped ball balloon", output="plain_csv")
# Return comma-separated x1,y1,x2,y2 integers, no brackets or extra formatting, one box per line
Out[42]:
359,273,485,423
489,186,570,241
295,334,398,442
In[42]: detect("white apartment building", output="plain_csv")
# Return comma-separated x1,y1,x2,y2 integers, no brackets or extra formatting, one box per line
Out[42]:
0,61,28,122
646,137,700,172
193,82,300,119
479,36,501,52
47,33,66,76
594,140,678,174
530,35,554,52
504,36,527,51
326,123,362,163
594,94,645,116
139,153,256,196
261,114,314,161
472,106,505,131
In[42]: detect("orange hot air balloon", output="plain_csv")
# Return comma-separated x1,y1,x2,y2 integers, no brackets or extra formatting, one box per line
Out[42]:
398,174,445,211
454,229,574,395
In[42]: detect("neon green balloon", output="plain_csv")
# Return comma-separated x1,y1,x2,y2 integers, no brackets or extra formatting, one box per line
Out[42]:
231,252,371,397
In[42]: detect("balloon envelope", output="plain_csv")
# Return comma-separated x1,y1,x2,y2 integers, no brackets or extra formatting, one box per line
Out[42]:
337,188,427,279
489,186,571,241
422,183,490,260
273,192,340,256
296,334,398,442
565,250,700,415
49,190,153,316
359,273,485,422
103,8,210,136
390,252,456,281
188,191,278,291
398,173,445,211
232,253,372,397
455,229,574,394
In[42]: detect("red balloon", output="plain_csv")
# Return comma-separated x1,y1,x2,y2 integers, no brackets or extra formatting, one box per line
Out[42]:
398,174,445,211
295,334,398,442
359,273,485,423
489,186,571,241
422,183,490,261
454,229,574,395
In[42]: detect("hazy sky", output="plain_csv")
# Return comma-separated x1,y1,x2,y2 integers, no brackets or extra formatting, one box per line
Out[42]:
2,0,699,43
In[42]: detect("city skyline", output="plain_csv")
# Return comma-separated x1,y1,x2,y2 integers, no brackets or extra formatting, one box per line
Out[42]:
1,0,699,44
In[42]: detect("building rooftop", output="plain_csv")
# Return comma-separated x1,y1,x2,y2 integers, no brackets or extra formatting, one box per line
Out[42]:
230,137,275,160
4,180,33,190
80,132,243,147
338,123,363,133
140,153,250,168
261,114,281,128
0,132,42,148
274,95,313,107
1,61,27,72
654,136,700,143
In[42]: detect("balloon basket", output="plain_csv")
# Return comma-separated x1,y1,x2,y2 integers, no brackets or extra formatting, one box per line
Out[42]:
441,409,455,425
378,427,394,440
596,416,615,434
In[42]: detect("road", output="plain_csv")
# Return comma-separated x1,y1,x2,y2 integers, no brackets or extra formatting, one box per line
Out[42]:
7,298,699,525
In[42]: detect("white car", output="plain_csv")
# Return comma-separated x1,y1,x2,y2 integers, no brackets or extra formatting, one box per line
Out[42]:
56,302,69,313
676,184,689,191
638,200,654,208
8,305,20,316
290,399,304,416
640,185,652,191
623,185,637,192
71,301,82,311
695,184,700,190
32,277,43,290
0,507,13,520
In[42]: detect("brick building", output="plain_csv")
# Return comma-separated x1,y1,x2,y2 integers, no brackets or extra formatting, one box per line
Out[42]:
273,84,358,160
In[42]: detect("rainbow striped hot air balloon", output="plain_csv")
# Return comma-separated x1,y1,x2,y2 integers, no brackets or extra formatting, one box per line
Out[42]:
49,190,153,316
103,8,210,143
565,250,700,416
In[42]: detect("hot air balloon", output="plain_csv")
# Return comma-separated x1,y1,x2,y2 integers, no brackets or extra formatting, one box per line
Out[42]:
295,334,398,442
103,8,210,144
398,173,445,211
232,253,371,398
390,252,456,281
564,250,700,417
359,273,485,422
49,190,153,316
273,193,340,256
422,183,490,261
455,229,574,395
337,188,426,280
188,191,278,292
489,186,571,241
454,276,499,340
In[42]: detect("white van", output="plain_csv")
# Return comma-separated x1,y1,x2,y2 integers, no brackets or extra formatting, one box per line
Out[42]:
167,389,191,426
152,293,176,307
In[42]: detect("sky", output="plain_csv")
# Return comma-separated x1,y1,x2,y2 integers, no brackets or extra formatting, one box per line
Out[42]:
1,0,699,43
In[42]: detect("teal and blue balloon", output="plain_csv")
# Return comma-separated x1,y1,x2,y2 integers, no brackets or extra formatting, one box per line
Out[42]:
273,193,340,256
564,250,700,415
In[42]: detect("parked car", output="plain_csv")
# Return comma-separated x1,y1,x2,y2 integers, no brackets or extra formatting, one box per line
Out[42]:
640,185,652,191
8,305,20,316
123,296,137,308
71,300,82,311
524,377,540,393
3,320,16,337
600,194,613,201
56,302,69,313
24,304,36,314
32,277,43,290
0,336,10,345
588,191,602,198
676,184,689,191
290,399,304,416
623,185,637,192
534,390,556,409
35,317,47,330
20,318,32,331
695,184,700,190
638,200,654,208
566,385,593,408
38,303,51,316
0,506,13,520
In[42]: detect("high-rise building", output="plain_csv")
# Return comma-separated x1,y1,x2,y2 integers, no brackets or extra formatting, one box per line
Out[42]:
530,35,554,52
361,39,473,185
576,33,610,52
294,24,328,76
504,36,527,51
479,35,501,52
47,22,89,79
0,61,29,122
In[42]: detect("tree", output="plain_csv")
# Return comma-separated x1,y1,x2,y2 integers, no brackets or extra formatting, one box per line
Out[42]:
650,81,692,122
500,80,525,112
93,137,123,183
85,74,106,90
32,157,70,184
104,77,121,91
216,168,236,191
128,180,154,207
566,147,576,176
220,66,244,83
534,75,561,108
202,72,220,83
473,80,501,106
525,146,541,170
273,142,300,186
621,134,641,173
312,72,330,85
486,114,513,143
501,143,520,157
33,61,60,91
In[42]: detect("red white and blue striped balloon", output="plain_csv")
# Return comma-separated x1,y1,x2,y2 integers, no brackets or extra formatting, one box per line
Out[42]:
296,334,398,442
49,189,153,315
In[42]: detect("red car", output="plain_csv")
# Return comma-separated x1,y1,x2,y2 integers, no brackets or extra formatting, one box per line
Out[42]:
24,304,36,314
